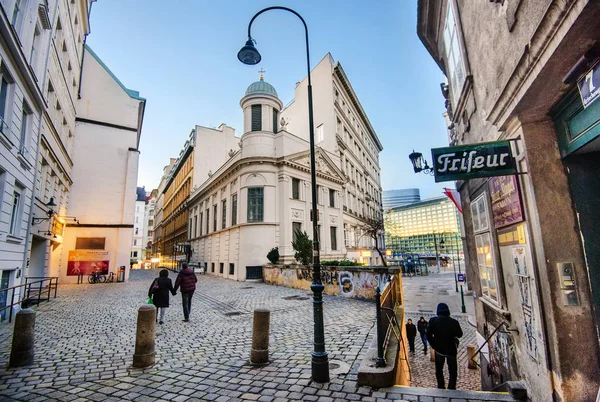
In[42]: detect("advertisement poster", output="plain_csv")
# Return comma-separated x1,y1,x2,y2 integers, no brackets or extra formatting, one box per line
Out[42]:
67,250,110,276
489,175,524,229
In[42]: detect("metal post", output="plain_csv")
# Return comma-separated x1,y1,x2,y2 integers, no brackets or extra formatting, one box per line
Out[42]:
433,233,440,273
9,289,15,323
375,287,386,367
457,249,466,313
55,277,58,298
37,281,42,306
47,279,51,301
244,7,329,382
452,239,458,292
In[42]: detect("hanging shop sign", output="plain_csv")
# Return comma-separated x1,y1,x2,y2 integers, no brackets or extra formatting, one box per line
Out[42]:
489,175,524,229
577,62,600,109
431,141,516,183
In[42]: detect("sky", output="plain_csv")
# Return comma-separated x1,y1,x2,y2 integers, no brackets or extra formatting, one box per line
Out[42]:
86,0,449,200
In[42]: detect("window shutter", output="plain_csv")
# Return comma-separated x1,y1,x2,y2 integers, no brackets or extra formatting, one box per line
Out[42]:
273,109,279,133
251,105,262,131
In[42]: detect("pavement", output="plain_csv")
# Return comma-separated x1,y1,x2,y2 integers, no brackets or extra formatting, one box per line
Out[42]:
0,269,511,402
402,272,480,390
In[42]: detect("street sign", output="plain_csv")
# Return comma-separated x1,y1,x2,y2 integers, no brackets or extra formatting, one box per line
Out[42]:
577,61,600,109
457,273,465,286
431,141,516,183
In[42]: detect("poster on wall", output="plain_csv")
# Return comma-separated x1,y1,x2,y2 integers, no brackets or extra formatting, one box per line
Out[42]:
67,250,110,276
489,175,524,229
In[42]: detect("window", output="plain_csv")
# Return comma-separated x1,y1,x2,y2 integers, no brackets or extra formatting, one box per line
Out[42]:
11,0,21,26
330,227,338,250
193,215,197,237
221,199,227,229
135,228,139,235
316,185,320,204
231,194,237,225
19,103,31,155
30,26,40,68
471,194,498,303
0,72,13,131
443,1,467,106
133,239,137,246
148,219,154,226
211,262,215,272
199,212,203,236
329,189,335,207
75,237,105,249
316,124,324,143
251,104,262,131
229,263,235,275
273,109,279,134
205,208,210,233
247,187,264,222
135,216,139,223
292,178,300,200
213,204,217,231
293,222,302,242
133,251,138,258
220,263,224,274
9,185,23,235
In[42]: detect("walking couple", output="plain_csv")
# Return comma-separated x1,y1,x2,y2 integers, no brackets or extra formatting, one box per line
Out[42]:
148,263,197,324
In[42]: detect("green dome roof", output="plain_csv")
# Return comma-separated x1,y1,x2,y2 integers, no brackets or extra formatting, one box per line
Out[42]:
245,78,278,97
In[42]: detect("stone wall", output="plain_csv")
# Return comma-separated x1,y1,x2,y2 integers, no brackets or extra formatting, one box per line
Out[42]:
263,265,396,300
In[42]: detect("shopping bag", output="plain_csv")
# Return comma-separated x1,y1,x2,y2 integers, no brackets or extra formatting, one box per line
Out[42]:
147,297,153,304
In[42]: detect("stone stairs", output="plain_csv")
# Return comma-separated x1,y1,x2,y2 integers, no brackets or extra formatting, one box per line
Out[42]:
380,385,517,401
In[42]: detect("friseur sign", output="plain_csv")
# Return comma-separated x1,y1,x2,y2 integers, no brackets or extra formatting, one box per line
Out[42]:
431,141,516,183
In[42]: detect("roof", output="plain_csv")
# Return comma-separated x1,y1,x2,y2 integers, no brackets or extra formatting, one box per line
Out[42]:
245,77,278,97
388,196,449,213
85,45,146,101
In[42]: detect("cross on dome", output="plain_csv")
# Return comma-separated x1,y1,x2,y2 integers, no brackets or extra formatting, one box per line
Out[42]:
258,68,266,81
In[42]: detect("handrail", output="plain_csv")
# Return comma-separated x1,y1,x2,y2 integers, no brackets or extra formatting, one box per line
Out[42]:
470,320,509,368
0,276,59,323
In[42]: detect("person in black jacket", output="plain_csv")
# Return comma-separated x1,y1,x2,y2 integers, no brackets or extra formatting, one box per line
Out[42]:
406,319,417,354
148,269,176,325
174,263,198,322
426,303,463,390
417,316,429,354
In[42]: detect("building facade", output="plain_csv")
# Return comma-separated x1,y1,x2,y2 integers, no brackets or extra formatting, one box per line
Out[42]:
130,186,145,268
142,188,156,263
281,54,385,265
151,159,175,266
418,1,600,400
55,45,145,284
0,0,91,310
385,196,462,261
382,188,421,210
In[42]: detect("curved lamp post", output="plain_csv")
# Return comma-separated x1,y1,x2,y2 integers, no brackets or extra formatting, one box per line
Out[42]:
238,6,329,383
408,150,434,175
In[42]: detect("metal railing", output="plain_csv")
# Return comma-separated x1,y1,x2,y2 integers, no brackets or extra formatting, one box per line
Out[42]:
375,272,403,366
470,320,510,368
0,277,59,323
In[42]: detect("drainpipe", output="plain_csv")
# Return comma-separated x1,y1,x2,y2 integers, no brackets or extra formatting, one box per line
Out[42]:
21,0,61,282
77,0,96,99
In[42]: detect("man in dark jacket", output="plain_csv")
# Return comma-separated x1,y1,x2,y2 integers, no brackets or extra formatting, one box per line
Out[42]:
174,263,198,322
417,316,429,354
406,319,417,354
426,303,463,390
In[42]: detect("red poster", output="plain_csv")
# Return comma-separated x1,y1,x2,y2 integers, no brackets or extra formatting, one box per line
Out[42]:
67,250,110,276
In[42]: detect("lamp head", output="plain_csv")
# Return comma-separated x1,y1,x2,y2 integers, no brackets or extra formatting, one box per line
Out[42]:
409,150,425,173
238,38,261,65
46,197,57,207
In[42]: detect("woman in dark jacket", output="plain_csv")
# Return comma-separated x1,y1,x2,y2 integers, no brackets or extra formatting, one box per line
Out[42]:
148,269,176,324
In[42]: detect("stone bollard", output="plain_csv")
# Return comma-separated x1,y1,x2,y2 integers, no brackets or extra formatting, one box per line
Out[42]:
9,309,36,367
467,344,477,369
132,304,156,368
250,309,270,365
430,348,436,362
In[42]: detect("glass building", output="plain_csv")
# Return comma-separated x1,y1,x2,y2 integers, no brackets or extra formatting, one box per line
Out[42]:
382,188,421,210
385,196,463,260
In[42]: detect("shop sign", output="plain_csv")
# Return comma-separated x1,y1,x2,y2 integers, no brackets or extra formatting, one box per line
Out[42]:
457,273,465,286
578,62,600,109
489,175,524,229
431,141,515,183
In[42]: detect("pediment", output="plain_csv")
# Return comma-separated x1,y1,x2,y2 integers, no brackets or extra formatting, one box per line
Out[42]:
284,148,346,183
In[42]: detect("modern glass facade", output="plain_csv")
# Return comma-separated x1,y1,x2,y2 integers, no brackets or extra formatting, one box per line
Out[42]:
382,188,421,210
384,196,462,258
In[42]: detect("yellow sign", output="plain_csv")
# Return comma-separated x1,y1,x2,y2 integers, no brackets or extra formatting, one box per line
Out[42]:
497,223,527,246
361,251,372,257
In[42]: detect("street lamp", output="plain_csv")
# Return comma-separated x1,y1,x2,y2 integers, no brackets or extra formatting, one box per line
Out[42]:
238,6,329,383
442,238,458,292
408,150,434,175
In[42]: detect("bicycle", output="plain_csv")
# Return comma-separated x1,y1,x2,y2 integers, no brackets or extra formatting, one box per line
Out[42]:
88,270,107,284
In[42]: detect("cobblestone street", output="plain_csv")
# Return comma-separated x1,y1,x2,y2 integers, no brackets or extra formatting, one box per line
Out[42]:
0,270,509,402
402,272,481,391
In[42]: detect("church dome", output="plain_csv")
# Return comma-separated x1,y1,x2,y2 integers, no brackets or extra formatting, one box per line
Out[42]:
245,77,278,97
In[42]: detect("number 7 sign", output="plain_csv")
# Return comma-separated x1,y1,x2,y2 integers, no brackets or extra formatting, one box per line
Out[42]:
578,62,600,108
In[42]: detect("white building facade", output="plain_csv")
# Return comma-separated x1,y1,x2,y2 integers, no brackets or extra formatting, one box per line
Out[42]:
186,55,384,280
54,45,145,283
130,186,145,267
142,189,156,263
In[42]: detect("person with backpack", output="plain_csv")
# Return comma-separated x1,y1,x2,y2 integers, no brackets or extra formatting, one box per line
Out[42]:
417,316,429,354
174,262,198,322
426,303,463,390
148,269,176,325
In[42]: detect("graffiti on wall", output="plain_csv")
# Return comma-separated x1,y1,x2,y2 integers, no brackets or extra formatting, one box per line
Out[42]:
513,246,538,360
263,266,392,300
